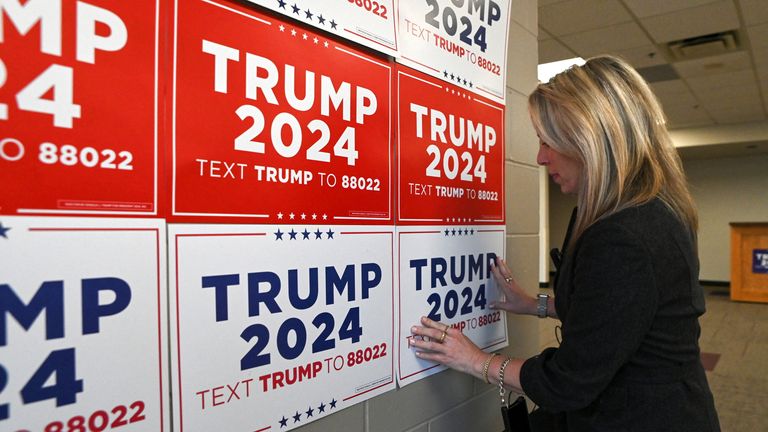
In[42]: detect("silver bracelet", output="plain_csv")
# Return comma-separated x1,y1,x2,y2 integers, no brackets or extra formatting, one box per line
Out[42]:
498,357,512,405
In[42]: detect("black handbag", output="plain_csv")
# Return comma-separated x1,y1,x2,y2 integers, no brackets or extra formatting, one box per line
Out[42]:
501,394,532,432
498,357,531,432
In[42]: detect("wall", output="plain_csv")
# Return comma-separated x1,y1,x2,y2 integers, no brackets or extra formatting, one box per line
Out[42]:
547,154,768,283
294,0,542,430
683,154,768,282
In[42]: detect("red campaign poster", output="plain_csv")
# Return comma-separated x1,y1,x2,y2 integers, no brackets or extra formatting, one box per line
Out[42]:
0,0,160,216
396,65,504,225
171,0,393,225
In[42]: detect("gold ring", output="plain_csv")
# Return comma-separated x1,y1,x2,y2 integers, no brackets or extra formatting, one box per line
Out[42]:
504,277,513,283
439,330,447,343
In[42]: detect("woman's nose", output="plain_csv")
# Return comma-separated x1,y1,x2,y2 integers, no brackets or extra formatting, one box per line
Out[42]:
536,146,548,166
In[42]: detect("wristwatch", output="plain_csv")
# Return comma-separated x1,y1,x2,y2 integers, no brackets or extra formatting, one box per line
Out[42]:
537,293,549,318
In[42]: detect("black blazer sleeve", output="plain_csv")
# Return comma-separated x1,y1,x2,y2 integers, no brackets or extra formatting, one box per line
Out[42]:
520,221,658,411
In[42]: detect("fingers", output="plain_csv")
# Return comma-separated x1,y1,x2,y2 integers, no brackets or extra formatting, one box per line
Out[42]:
496,257,513,279
411,324,444,342
420,316,449,332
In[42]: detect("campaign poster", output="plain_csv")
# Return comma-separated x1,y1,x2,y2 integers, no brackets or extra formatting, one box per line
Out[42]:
171,0,393,224
397,225,507,386
754,249,768,274
0,0,160,215
396,66,504,225
169,224,395,432
0,216,168,431
397,0,510,103
247,0,398,56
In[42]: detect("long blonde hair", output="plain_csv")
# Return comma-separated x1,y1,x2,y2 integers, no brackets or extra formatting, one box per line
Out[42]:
529,55,697,247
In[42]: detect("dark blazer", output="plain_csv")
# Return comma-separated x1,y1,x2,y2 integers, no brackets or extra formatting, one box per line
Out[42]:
520,199,720,431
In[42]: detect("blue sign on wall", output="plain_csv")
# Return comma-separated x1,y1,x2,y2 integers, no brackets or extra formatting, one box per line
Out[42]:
754,249,768,274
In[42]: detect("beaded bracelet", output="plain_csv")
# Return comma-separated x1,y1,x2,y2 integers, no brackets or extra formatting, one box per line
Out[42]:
482,353,499,384
498,357,512,405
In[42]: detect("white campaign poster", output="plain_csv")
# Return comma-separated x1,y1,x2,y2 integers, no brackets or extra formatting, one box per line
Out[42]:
397,225,507,386
169,224,395,432
397,0,511,103
0,217,168,431
247,0,398,56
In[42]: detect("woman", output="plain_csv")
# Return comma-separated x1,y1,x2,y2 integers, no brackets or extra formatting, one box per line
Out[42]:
410,56,720,431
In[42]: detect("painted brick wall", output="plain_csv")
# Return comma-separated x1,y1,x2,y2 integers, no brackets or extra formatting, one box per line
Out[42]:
295,1,541,430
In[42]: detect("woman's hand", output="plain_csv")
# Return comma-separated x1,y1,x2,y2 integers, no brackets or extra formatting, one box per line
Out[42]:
410,316,486,377
490,257,537,315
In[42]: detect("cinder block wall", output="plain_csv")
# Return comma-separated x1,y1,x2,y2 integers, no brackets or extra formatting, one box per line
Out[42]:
296,1,541,430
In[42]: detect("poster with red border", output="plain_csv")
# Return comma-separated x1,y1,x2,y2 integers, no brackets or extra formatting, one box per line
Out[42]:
396,224,507,386
396,65,504,225
0,216,168,431
169,223,395,431
170,0,393,225
0,0,160,216
397,0,510,104
247,0,398,57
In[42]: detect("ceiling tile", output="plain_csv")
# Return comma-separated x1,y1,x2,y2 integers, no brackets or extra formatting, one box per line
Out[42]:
739,0,768,26
612,45,667,68
709,106,766,124
672,51,752,78
754,48,768,70
651,79,692,96
560,22,652,56
623,0,721,18
540,0,632,37
656,90,700,109
696,86,762,106
539,39,577,63
664,104,714,127
747,23,768,50
701,93,762,109
685,69,755,92
640,1,739,43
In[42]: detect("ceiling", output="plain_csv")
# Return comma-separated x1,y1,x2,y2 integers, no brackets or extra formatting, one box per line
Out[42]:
538,0,768,160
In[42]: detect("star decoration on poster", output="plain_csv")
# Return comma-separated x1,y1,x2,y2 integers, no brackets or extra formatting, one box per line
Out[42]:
445,218,472,223
278,398,338,428
442,70,473,88
0,222,10,239
276,212,329,221
446,217,473,223
278,24,331,48
444,85,472,99
444,228,475,236
273,228,336,240
279,1,339,31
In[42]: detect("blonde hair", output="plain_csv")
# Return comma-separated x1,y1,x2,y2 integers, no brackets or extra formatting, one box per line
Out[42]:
528,55,697,247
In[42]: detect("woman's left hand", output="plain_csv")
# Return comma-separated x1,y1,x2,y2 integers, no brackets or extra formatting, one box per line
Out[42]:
410,316,486,377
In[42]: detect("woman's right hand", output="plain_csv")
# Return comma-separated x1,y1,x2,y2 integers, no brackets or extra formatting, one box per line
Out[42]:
490,257,537,316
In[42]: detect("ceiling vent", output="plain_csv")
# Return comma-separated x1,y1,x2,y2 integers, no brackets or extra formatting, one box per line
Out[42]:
666,31,740,61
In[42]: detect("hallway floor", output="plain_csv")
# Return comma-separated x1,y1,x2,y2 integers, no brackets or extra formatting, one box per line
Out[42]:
538,284,768,431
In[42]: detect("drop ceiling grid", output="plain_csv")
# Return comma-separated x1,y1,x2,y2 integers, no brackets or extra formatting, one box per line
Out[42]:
537,0,768,129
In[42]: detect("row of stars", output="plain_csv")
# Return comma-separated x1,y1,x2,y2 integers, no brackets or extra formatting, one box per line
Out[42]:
443,70,474,88
447,218,474,222
445,86,472,99
278,398,338,427
277,212,328,221
276,0,338,29
445,228,475,236
278,25,331,47
275,228,335,240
